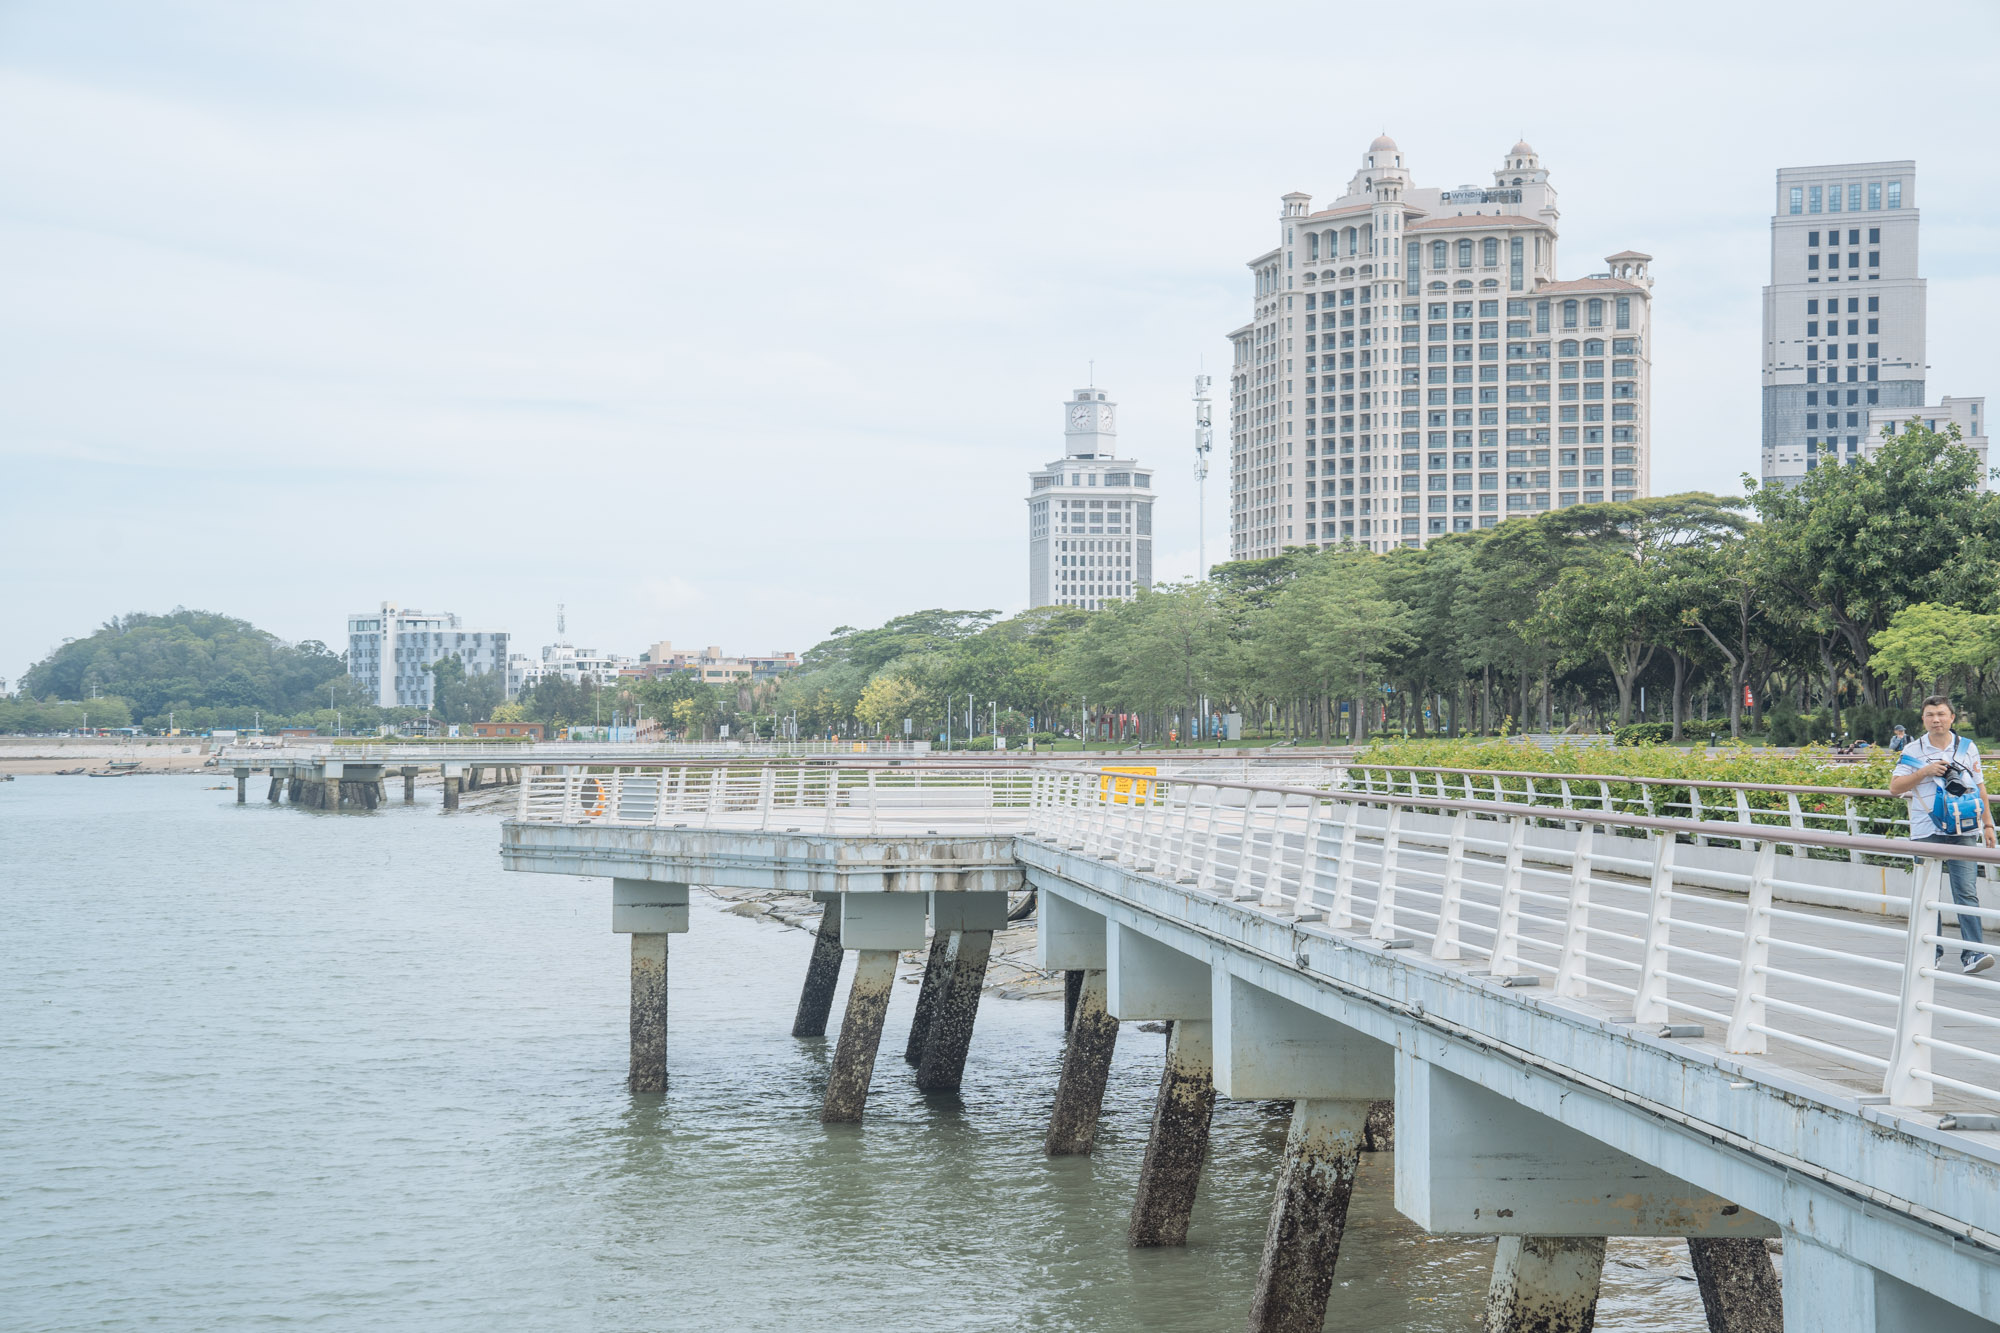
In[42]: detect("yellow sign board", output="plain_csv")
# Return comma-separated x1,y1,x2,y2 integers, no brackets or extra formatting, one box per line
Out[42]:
1098,765,1156,805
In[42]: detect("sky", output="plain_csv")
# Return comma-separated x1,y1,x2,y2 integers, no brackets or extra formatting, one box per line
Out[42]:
3,0,1998,686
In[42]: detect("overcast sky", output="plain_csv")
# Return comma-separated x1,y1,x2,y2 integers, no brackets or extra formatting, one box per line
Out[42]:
3,0,1997,685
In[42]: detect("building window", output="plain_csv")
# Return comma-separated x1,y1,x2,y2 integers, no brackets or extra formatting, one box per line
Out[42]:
1615,296,1631,330
1482,237,1499,267
1868,181,1882,210
1536,300,1549,333
1869,251,1879,268
1457,238,1473,268
1587,298,1603,327
1562,300,1578,329
1808,254,1819,271
1848,184,1862,211
1432,240,1448,269
1407,240,1420,275
1790,186,1803,214
1809,185,1822,213
1888,181,1902,208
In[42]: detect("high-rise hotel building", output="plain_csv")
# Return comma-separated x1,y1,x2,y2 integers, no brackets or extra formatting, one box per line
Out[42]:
1759,162,1982,488
1027,387,1155,609
1227,135,1654,558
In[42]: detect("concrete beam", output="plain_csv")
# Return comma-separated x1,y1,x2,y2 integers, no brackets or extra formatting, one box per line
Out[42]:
1213,968,1394,1102
1108,922,1210,1022
1396,1052,1776,1238
1781,1229,1997,1332
839,893,928,952
1037,887,1107,971
928,889,1011,933
612,879,689,935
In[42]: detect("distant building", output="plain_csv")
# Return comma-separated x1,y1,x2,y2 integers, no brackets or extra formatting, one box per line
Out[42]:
468,720,545,740
1027,386,1155,609
346,603,508,710
1864,395,1988,486
629,642,799,685
1230,134,1654,556
509,641,628,696
1761,161,1927,486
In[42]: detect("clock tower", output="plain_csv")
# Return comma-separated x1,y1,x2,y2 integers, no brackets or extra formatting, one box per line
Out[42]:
1064,388,1116,458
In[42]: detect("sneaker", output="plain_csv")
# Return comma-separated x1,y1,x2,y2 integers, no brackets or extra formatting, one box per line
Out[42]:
1967,954,1996,977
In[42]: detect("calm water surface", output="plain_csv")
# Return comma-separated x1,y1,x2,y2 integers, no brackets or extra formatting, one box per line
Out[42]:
0,777,1709,1330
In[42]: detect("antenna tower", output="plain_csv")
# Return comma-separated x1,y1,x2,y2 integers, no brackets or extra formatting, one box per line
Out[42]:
1192,373,1213,578
557,603,566,638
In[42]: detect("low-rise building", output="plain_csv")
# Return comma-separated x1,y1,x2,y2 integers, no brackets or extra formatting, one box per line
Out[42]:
510,642,629,696
629,642,798,684
1863,395,1988,486
468,721,545,740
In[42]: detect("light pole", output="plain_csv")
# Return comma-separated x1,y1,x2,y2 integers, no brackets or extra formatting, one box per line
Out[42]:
989,700,997,746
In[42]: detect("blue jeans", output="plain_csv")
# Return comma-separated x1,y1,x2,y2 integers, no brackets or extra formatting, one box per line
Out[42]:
1919,833,1987,965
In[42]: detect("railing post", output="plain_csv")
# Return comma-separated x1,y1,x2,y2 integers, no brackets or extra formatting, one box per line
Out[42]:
1725,839,1777,1055
1632,832,1677,1024
1431,810,1468,960
866,768,879,837
1329,802,1360,929
1197,785,1225,888
1370,805,1402,941
1846,798,1864,863
1230,792,1259,900
1289,796,1322,919
822,765,839,834
757,765,775,829
1885,857,1944,1107
1489,817,1528,978
1554,824,1595,997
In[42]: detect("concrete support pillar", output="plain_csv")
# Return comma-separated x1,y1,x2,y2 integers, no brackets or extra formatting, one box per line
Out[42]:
1128,1018,1216,1247
323,773,340,810
914,929,993,1093
821,949,898,1123
791,895,844,1038
1064,968,1083,1032
267,773,282,803
904,929,953,1064
442,774,459,810
1687,1237,1783,1333
1364,1099,1395,1151
1046,967,1118,1156
1247,1099,1371,1333
235,771,247,803
628,933,668,1093
403,769,416,803
286,777,301,803
1482,1236,1605,1333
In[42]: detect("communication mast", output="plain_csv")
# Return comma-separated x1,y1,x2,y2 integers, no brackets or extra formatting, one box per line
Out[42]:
1193,373,1213,578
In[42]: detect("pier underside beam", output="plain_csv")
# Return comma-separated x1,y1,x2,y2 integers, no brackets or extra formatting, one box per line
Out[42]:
1779,1230,1995,1333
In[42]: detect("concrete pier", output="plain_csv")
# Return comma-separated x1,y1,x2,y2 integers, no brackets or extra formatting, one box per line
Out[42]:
1128,1018,1216,1247
402,768,416,803
904,930,953,1064
821,949,897,1123
236,771,247,803
1046,968,1118,1155
790,895,844,1039
442,774,459,810
1063,968,1082,1032
914,929,993,1093
1481,1236,1605,1333
323,771,341,811
1687,1238,1783,1333
1245,1099,1370,1333
629,933,668,1092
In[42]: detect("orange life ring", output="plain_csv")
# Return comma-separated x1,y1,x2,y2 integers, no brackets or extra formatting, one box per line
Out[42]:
581,777,607,818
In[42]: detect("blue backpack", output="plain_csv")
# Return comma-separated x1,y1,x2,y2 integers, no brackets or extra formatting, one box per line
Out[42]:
1930,737,1986,835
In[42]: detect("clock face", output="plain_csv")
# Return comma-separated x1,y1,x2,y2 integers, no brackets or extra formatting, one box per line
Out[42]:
1070,405,1092,428
1100,407,1114,431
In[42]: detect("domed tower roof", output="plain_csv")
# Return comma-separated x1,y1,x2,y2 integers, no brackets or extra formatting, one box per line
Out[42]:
1370,132,1398,151
1510,139,1535,156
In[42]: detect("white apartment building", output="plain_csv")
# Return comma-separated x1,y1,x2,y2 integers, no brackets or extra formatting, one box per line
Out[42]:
345,603,509,710
1762,161,1927,485
1027,387,1155,608
1228,135,1654,558
507,642,629,697
1863,396,1988,484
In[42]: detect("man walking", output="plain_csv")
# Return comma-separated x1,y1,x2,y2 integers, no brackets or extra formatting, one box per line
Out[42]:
1889,696,1997,975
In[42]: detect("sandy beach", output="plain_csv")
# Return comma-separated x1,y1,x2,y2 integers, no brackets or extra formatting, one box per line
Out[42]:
0,738,219,776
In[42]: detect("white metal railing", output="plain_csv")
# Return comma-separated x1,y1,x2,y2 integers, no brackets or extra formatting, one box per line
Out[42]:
514,759,2000,1113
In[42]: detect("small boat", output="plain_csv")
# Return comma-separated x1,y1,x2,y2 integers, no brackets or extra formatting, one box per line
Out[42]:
54,767,86,776
88,768,136,778
105,760,141,771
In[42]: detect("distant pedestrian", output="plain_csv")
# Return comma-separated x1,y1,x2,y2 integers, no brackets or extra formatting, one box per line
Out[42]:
1890,724,1911,753
1889,696,1996,975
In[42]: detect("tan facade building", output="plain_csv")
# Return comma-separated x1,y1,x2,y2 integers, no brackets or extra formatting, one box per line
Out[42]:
1228,135,1654,558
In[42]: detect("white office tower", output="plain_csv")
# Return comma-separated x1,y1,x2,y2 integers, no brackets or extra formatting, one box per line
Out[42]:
1759,162,1983,488
1864,396,1988,486
1227,134,1655,558
1027,387,1155,608
345,603,509,709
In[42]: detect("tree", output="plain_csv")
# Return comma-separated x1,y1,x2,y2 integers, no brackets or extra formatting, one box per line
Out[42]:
425,654,504,725
1868,603,2000,696
1750,420,1999,704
